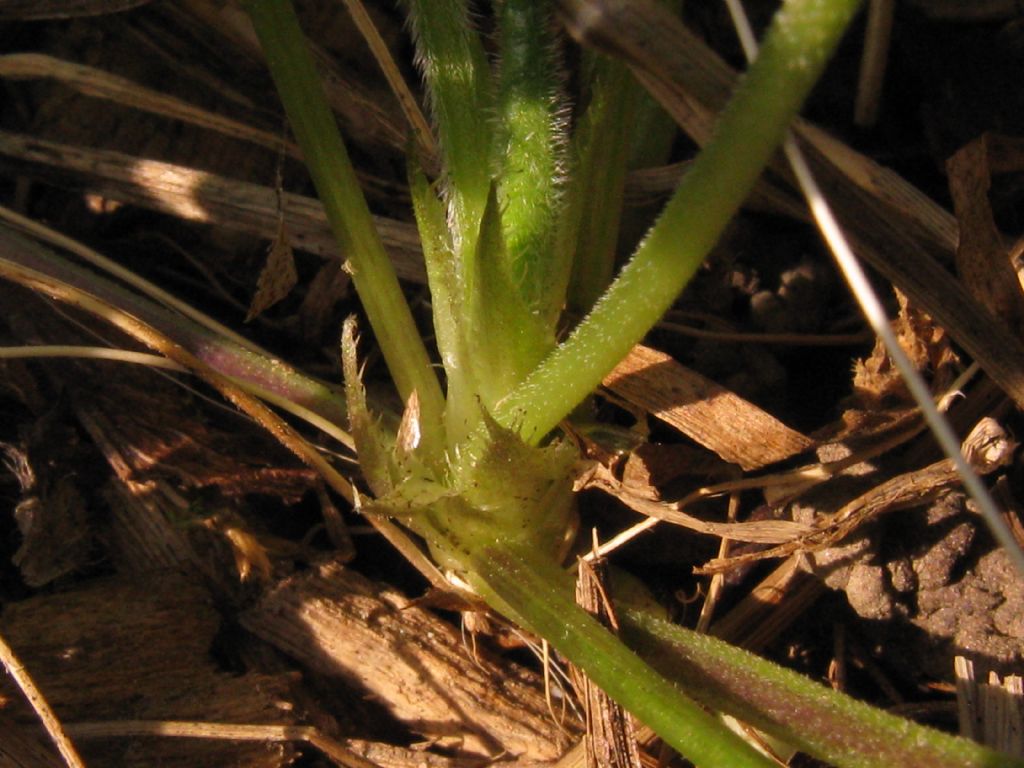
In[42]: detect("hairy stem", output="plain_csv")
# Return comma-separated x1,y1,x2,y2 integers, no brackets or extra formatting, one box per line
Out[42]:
495,0,864,443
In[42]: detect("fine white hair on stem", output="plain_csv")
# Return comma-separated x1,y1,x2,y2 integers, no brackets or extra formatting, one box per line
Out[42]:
723,0,1024,577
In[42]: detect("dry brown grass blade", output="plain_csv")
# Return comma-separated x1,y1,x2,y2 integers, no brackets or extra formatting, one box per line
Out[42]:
0,53,301,158
0,0,149,19
603,344,814,472
556,0,1024,411
854,0,895,128
179,0,409,157
0,131,425,282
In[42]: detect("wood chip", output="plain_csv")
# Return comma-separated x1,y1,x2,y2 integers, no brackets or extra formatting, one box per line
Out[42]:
603,344,814,471
0,574,297,767
241,558,575,761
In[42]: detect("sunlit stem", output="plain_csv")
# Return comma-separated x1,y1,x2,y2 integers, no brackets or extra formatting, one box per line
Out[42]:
245,0,444,455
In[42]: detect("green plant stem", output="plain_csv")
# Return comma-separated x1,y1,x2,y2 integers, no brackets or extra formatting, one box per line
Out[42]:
403,0,493,255
0,225,350,430
562,54,638,313
620,606,1024,768
496,0,566,321
245,0,444,452
494,0,863,443
448,537,775,768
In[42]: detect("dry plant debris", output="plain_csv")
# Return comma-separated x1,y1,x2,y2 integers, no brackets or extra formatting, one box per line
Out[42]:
241,558,575,762
0,573,297,767
1,2,1024,766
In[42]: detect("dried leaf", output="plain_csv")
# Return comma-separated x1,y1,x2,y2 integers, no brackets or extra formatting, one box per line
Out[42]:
246,218,298,321
853,290,959,408
299,260,350,340
947,133,1024,335
1,419,92,587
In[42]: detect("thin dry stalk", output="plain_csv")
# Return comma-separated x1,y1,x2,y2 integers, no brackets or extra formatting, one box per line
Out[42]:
854,0,895,127
578,462,811,545
64,720,381,768
336,0,436,161
0,629,86,768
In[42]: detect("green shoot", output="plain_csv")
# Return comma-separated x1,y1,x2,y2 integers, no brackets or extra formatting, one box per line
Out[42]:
245,0,444,454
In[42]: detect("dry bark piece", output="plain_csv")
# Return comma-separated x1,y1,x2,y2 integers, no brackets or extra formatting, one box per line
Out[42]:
0,573,297,767
956,656,1024,757
241,558,575,761
0,711,65,768
1,436,91,588
603,344,814,472
0,712,67,765
67,358,319,501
